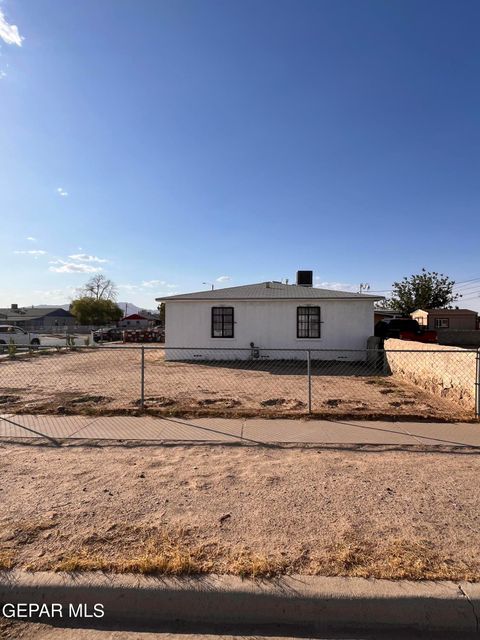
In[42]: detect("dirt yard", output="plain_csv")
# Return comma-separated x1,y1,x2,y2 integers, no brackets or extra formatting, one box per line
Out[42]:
1,442,480,580
0,347,471,420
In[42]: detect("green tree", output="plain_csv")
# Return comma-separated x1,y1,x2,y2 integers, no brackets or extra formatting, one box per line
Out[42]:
70,297,123,326
387,269,460,315
157,302,165,326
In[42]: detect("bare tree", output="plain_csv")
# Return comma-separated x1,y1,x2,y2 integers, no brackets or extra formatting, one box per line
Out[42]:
78,274,118,301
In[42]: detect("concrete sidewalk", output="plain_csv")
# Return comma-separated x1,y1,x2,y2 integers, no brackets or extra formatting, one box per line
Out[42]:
1,413,479,446
1,571,479,637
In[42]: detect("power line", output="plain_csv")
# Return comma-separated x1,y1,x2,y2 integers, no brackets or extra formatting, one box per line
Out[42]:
457,276,480,284
453,276,480,286
367,276,480,297
453,281,480,289
458,294,480,301
454,285,480,294
453,284,480,294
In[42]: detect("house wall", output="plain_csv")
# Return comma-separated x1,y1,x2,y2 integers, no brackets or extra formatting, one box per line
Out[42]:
34,317,76,332
411,310,428,326
9,314,76,332
411,310,478,330
165,299,375,360
118,318,151,328
427,313,477,330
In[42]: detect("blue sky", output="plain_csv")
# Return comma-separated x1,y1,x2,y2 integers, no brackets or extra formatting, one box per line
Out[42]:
1,0,479,310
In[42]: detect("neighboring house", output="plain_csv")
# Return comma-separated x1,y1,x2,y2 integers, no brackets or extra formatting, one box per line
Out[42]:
118,313,155,329
0,305,76,331
139,309,161,326
374,307,402,324
411,308,479,330
156,271,383,360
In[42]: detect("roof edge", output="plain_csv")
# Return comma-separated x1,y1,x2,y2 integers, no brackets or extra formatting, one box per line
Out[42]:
156,295,384,302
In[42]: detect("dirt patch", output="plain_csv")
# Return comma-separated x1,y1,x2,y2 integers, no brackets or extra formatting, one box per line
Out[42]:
71,395,109,405
0,347,472,420
197,398,241,408
1,443,480,580
323,399,367,409
0,395,20,405
389,400,416,407
260,398,306,410
324,399,341,407
141,396,176,407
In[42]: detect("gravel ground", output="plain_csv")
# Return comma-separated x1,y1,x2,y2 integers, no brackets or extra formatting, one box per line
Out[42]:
0,347,469,420
1,442,479,580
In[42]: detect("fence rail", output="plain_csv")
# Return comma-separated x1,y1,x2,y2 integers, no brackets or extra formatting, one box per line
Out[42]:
0,344,478,419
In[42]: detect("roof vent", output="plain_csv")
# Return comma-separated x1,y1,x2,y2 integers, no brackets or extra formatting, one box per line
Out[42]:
296,271,313,287
11,303,18,310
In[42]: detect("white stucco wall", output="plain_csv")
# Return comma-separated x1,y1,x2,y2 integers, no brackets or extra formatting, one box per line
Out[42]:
164,299,375,360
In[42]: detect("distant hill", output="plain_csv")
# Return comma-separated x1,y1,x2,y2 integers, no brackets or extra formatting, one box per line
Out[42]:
33,304,71,311
117,302,158,315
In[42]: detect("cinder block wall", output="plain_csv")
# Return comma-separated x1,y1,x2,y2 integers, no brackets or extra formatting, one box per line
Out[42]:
437,330,480,347
385,339,477,411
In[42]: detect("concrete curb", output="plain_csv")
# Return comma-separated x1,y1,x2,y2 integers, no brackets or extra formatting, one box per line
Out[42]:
0,572,479,634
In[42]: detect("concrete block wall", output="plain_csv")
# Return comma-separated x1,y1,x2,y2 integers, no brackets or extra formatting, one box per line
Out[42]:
384,339,477,411
437,330,480,347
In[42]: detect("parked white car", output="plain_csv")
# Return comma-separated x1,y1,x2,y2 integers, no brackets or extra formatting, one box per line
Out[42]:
0,325,41,347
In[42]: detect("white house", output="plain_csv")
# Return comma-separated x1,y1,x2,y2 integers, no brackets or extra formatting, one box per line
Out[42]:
156,271,383,360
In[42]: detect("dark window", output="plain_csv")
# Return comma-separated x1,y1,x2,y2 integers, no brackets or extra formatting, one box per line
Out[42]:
211,307,234,338
297,306,321,338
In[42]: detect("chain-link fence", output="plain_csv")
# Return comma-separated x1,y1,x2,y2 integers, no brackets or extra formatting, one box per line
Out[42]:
0,345,478,419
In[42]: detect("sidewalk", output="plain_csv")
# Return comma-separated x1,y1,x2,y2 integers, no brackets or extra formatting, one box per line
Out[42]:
1,571,479,637
1,413,479,446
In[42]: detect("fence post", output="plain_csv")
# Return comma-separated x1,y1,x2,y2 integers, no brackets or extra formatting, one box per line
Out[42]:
306,350,312,414
476,348,480,419
140,346,145,410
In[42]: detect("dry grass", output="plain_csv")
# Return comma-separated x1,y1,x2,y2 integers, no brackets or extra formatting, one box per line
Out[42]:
23,526,480,581
227,551,289,578
26,528,288,579
49,533,212,576
0,551,14,570
40,549,291,579
310,537,478,582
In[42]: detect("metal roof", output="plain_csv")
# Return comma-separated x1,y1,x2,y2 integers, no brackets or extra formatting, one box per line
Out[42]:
157,282,384,302
0,307,73,321
413,308,478,315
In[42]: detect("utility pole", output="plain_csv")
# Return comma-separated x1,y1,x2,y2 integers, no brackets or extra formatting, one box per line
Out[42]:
359,283,370,294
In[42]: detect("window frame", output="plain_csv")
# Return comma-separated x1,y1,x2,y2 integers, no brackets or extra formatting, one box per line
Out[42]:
434,318,449,329
297,306,321,339
211,306,234,339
